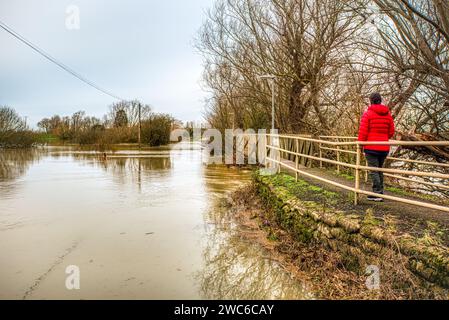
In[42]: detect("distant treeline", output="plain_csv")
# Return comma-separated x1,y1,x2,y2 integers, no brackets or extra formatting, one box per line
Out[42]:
1,100,177,149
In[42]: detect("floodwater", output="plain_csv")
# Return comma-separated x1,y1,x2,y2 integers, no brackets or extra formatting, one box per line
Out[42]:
0,144,310,300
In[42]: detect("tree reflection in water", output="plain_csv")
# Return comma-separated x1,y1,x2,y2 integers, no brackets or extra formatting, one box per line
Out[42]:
197,172,312,300
0,149,45,200
97,156,172,191
0,149,45,181
51,151,173,189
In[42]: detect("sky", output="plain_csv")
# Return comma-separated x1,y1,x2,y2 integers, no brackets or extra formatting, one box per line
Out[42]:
0,0,215,127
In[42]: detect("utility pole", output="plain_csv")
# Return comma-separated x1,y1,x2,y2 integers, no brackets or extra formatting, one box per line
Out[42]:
138,103,142,149
258,74,277,132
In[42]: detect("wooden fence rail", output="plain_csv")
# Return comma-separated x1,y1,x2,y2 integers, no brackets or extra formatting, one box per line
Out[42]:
265,134,449,213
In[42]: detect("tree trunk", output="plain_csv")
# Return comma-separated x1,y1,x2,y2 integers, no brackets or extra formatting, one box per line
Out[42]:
289,80,307,132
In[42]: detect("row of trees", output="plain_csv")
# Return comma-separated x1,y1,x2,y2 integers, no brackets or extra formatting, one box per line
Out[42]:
197,0,449,144
0,100,176,149
37,100,175,147
37,110,103,141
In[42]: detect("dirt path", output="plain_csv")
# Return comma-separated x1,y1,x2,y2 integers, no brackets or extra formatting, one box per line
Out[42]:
278,160,449,244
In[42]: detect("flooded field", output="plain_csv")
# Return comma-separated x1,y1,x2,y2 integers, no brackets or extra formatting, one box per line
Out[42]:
0,145,310,300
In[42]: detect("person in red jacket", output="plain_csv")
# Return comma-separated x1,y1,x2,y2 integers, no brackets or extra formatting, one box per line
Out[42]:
358,93,395,202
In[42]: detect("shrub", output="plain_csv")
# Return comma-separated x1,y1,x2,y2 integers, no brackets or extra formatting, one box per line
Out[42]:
76,125,106,145
141,114,174,146
0,130,38,148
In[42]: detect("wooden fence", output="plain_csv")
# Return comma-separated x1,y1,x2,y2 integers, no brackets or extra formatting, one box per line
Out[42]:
265,134,449,213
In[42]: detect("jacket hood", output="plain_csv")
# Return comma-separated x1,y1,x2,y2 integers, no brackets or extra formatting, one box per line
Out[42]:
369,104,390,116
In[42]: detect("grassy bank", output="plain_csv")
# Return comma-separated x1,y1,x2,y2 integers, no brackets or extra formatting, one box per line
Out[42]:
224,171,449,299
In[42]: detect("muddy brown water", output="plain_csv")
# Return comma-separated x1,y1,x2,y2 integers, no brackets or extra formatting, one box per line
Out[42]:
0,144,310,300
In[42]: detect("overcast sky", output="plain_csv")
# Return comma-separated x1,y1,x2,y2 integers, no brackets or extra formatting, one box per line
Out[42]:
0,0,214,127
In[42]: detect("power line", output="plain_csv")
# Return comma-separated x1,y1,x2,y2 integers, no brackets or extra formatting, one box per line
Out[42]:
0,19,124,101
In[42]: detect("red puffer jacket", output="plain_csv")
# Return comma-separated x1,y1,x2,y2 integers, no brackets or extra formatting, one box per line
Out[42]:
358,104,395,152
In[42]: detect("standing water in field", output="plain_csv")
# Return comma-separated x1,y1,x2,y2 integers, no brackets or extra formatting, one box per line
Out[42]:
0,144,310,299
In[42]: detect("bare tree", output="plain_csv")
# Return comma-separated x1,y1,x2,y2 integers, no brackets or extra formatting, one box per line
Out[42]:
0,106,35,148
108,100,152,128
197,0,365,134
0,106,26,133
355,0,449,139
198,0,448,152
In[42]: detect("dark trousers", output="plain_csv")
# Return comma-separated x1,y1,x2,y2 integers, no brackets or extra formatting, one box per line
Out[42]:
365,151,389,194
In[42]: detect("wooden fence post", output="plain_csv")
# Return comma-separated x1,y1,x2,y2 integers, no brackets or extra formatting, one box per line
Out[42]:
308,141,314,168
336,145,341,174
365,160,369,183
278,136,281,174
265,133,269,168
355,143,361,205
295,138,299,181
319,143,323,168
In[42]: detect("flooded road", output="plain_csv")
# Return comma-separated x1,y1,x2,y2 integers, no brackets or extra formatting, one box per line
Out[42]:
0,145,309,300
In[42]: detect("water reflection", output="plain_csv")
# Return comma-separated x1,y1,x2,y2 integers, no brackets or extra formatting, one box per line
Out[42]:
103,157,172,196
77,155,172,189
198,235,309,299
202,166,252,194
0,146,309,299
0,149,46,200
44,149,173,192
101,157,171,172
198,168,310,300
0,149,45,182
49,150,172,173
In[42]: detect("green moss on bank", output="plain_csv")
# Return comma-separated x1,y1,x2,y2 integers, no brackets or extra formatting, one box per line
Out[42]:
253,170,449,289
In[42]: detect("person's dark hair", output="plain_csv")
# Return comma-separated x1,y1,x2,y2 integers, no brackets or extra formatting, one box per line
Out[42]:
370,92,382,105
